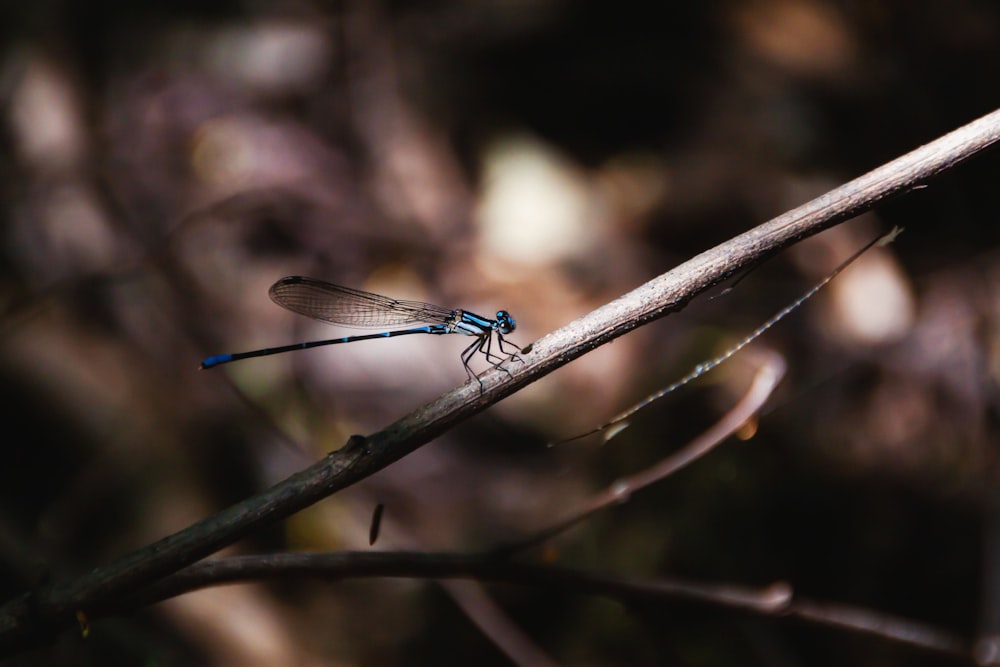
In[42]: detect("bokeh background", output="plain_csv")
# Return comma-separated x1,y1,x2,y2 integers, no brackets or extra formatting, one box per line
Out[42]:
2,0,1000,665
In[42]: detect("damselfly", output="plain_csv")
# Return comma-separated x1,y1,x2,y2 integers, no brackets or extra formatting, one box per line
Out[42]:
201,277,519,383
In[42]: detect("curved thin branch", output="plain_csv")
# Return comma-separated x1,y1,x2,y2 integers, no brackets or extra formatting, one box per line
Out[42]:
555,226,899,444
494,350,786,556
111,551,971,658
2,108,999,656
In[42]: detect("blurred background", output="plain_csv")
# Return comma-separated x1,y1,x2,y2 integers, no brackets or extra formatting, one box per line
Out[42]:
2,0,999,665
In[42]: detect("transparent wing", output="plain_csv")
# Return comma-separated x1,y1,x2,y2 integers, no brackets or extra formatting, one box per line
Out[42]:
268,276,456,328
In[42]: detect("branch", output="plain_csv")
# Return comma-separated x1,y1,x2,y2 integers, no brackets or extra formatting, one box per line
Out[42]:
3,107,999,656
494,350,785,555
112,551,972,658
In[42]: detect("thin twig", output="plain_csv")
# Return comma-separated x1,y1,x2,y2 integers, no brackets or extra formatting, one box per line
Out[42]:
493,350,786,556
554,226,900,444
2,108,999,656
110,551,970,658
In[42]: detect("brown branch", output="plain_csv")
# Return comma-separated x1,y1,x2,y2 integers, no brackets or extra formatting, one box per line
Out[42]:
2,107,999,656
109,551,971,659
494,349,786,556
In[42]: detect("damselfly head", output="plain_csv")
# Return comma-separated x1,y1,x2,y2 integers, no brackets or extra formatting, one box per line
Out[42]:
495,311,516,334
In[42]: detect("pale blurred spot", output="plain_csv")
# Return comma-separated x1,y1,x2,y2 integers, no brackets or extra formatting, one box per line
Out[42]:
476,135,602,268
9,183,116,281
42,185,115,269
368,119,469,232
6,51,87,172
793,225,915,346
190,115,314,190
164,586,299,667
202,23,332,95
827,251,915,345
732,0,857,76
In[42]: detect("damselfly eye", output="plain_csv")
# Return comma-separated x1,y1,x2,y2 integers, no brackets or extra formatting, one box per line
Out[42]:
495,310,516,334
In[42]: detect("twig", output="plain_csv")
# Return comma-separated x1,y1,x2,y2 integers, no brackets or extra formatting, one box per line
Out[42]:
109,551,971,658
2,107,999,656
554,226,900,444
493,350,786,556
